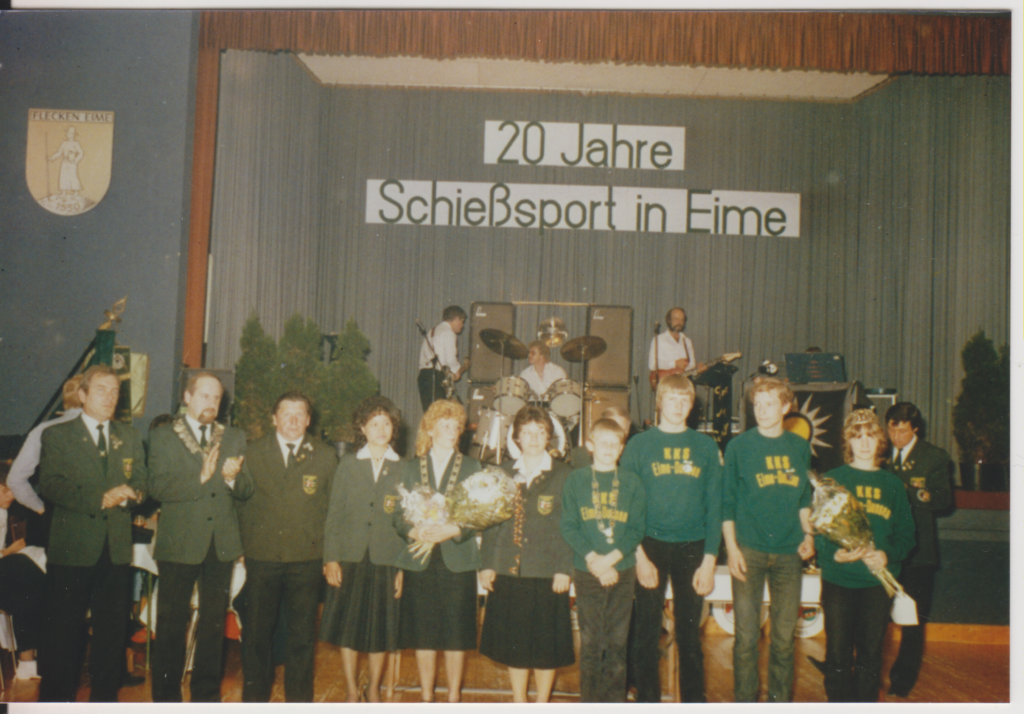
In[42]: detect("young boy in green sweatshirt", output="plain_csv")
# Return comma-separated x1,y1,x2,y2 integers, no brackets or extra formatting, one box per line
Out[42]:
560,419,646,703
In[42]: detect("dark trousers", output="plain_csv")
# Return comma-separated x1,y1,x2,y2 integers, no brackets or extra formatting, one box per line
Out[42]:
888,565,935,694
0,553,46,653
821,579,892,703
151,542,233,703
240,559,323,703
575,566,636,703
418,368,446,410
630,537,707,703
38,542,129,703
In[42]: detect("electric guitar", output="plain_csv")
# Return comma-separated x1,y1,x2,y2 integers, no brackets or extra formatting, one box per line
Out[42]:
442,358,472,399
648,352,742,390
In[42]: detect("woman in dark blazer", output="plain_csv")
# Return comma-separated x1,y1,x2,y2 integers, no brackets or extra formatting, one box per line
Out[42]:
320,396,405,703
392,399,481,703
479,406,575,702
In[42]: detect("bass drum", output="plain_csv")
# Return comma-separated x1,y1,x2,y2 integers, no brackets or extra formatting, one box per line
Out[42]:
469,408,514,464
493,376,531,416
546,379,583,418
505,412,567,460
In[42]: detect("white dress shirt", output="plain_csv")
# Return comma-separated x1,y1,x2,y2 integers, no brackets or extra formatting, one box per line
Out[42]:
520,361,567,396
276,432,305,465
511,451,553,489
419,320,460,373
79,412,110,449
356,443,400,482
648,331,696,371
429,448,455,490
893,435,918,465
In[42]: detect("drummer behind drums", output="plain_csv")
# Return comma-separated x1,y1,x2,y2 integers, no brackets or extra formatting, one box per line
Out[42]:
519,341,567,404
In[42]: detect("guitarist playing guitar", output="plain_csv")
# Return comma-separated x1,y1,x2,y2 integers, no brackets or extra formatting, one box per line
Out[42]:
648,307,700,390
417,306,471,409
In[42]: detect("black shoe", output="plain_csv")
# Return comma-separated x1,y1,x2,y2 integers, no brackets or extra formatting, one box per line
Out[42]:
888,683,912,698
807,656,827,675
122,674,146,687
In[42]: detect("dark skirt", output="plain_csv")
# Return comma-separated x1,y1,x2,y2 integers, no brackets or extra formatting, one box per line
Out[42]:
319,553,400,653
479,574,575,670
397,552,478,651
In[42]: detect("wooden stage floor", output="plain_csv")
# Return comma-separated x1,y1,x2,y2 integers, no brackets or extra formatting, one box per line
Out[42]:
1,626,1009,704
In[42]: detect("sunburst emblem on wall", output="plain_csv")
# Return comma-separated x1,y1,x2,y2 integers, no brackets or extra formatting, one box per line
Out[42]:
783,395,832,455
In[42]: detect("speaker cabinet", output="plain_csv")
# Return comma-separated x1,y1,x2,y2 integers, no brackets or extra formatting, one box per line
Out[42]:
865,390,898,425
585,305,633,389
584,387,631,435
468,302,515,383
465,383,496,428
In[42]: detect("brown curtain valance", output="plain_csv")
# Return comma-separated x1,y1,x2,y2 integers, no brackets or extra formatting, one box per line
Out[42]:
199,10,1010,76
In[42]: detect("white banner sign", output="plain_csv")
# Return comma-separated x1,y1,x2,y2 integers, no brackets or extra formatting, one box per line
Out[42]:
366,179,800,237
483,121,685,171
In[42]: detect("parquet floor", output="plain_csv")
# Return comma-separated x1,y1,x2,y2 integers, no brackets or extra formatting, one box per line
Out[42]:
2,625,1009,704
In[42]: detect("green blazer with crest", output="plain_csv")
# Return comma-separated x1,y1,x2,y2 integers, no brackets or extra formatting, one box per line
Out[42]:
323,452,405,567
236,433,338,562
39,416,148,567
886,438,953,568
392,453,482,573
147,417,254,564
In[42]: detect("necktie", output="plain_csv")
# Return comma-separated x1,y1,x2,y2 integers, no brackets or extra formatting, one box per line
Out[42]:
96,423,108,461
287,443,297,467
893,449,902,469
199,425,208,448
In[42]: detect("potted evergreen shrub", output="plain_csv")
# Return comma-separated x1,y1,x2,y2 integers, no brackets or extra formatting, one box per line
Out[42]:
951,330,1010,491
233,313,380,449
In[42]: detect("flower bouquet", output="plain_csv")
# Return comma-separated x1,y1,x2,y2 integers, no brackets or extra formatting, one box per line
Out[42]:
808,472,904,597
395,483,450,564
448,466,518,529
397,466,517,564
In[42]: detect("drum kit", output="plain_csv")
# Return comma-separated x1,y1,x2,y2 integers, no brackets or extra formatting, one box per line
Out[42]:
470,327,608,465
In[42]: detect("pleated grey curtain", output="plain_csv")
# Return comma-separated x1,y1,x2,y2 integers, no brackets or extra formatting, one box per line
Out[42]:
206,50,1009,457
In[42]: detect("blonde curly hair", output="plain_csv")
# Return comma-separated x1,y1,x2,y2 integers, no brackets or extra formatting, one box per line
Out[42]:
415,400,466,457
841,409,889,466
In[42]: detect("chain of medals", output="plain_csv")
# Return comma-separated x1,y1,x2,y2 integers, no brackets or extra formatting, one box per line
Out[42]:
590,466,620,545
419,451,463,498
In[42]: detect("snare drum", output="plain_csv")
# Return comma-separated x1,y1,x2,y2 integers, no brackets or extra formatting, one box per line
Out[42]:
505,411,567,460
546,379,583,418
493,376,531,416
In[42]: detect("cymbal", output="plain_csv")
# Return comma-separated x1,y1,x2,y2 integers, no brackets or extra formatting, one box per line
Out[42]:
478,328,529,360
560,335,607,362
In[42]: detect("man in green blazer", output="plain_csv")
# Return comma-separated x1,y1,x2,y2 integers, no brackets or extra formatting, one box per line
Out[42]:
235,391,337,702
147,372,253,702
884,402,953,698
38,365,147,702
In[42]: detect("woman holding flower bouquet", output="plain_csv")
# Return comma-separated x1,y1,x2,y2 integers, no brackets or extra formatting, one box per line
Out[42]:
320,396,405,702
392,399,482,702
479,406,575,702
815,409,915,702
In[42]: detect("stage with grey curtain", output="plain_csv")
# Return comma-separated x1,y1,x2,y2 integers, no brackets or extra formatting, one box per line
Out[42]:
204,50,1009,455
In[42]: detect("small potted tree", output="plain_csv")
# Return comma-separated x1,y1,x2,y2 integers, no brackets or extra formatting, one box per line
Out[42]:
233,313,380,448
951,330,1010,491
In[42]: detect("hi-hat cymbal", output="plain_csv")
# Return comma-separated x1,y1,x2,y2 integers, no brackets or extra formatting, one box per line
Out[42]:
479,328,529,360
560,335,607,362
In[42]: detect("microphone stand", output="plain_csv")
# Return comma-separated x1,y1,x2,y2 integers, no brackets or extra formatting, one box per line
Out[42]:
650,321,660,426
